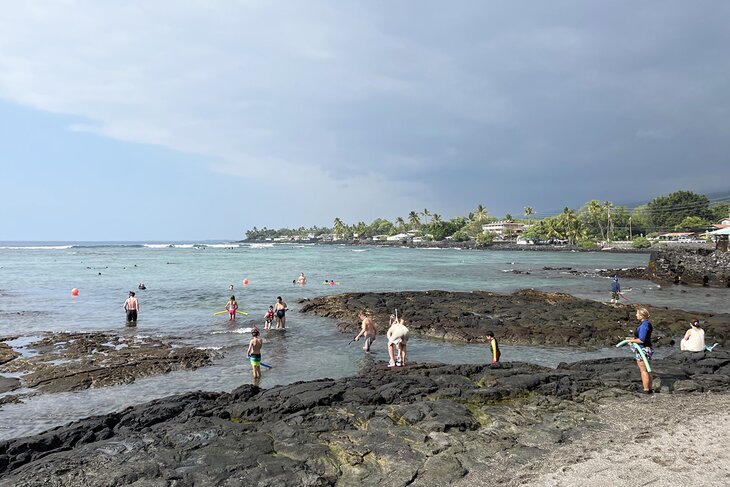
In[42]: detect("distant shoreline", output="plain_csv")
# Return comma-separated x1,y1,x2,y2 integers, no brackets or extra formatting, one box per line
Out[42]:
241,238,653,254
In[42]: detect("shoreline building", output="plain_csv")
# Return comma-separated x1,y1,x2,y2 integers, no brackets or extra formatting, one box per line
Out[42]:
482,220,525,237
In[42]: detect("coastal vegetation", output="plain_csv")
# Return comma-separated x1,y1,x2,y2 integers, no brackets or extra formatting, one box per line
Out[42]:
244,190,729,244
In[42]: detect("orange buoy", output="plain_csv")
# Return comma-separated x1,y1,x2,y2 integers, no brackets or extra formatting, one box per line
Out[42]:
71,288,79,296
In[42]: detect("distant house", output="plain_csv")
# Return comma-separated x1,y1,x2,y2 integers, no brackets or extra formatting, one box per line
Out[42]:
653,232,692,241
386,233,412,242
482,220,525,236
712,217,730,230
516,237,535,245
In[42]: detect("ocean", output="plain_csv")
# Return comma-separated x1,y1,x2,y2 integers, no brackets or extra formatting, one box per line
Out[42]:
0,242,727,439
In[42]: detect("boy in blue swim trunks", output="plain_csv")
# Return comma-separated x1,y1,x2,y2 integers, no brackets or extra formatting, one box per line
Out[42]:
247,328,263,380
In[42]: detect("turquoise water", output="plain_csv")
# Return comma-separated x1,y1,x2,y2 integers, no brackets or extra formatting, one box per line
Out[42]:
0,242,727,439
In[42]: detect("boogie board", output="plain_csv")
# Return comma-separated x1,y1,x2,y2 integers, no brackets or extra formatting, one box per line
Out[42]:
247,355,273,369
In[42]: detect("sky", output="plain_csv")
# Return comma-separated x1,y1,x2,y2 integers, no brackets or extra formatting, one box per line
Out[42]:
1,1,729,241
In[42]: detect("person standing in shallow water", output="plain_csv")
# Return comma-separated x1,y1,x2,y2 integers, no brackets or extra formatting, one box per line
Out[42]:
610,275,621,304
386,314,409,367
627,307,653,393
225,295,238,321
354,311,377,351
486,331,500,365
123,291,139,323
296,272,307,285
274,296,287,329
247,328,263,380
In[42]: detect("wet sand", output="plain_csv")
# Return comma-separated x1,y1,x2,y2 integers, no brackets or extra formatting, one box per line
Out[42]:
458,391,730,487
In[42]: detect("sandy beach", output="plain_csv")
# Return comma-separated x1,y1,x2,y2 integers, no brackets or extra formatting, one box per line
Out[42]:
458,391,730,487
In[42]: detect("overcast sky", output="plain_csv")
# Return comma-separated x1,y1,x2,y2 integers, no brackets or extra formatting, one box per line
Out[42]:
1,1,729,241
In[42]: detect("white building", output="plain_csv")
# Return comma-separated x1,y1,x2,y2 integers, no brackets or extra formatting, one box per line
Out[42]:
386,233,412,242
482,221,525,236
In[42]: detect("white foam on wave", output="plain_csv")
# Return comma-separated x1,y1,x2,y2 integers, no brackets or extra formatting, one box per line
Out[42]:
196,346,223,350
351,249,368,252
206,243,240,248
143,244,172,249
249,243,274,248
211,327,253,335
0,245,73,250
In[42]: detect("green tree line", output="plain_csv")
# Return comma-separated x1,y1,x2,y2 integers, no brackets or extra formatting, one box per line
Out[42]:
245,191,730,244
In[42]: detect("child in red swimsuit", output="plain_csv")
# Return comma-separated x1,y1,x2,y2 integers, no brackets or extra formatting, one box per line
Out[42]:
264,305,274,330
225,296,238,321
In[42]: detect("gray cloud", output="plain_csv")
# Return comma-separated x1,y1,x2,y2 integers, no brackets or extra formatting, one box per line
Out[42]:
0,0,728,229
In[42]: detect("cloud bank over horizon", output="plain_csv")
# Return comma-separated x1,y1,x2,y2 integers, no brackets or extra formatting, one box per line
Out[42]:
1,1,729,239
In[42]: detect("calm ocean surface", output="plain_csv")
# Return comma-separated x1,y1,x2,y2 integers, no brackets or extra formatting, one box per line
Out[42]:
0,242,727,439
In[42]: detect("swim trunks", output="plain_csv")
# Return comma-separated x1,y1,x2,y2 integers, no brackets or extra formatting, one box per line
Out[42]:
276,309,285,319
633,346,653,362
249,354,261,366
363,336,375,351
126,310,137,322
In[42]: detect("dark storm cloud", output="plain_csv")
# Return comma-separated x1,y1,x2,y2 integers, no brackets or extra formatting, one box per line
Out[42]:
2,0,728,233
310,1,730,215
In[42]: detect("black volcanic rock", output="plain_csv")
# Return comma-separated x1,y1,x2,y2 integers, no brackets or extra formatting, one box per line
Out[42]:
299,289,730,347
0,332,211,395
602,248,730,288
1,352,730,486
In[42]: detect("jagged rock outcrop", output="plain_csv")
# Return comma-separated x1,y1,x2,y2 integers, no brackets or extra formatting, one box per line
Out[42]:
1,352,729,486
0,333,211,396
299,290,730,347
647,248,730,287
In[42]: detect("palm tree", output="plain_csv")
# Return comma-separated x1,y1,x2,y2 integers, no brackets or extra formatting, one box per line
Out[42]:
500,214,514,239
474,204,487,223
587,200,605,240
421,208,431,225
523,206,534,223
431,213,442,225
333,218,346,240
559,207,583,245
408,211,421,230
604,200,614,242
355,221,367,238
395,217,406,233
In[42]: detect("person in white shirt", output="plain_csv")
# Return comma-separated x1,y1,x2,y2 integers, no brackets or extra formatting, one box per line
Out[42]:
680,319,705,352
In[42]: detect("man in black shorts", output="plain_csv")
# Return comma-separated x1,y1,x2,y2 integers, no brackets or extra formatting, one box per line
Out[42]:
124,291,139,323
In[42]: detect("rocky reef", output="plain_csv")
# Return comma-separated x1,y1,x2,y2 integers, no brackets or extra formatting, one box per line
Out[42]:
647,248,730,287
299,289,730,347
1,351,729,486
0,332,211,404
606,248,730,287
